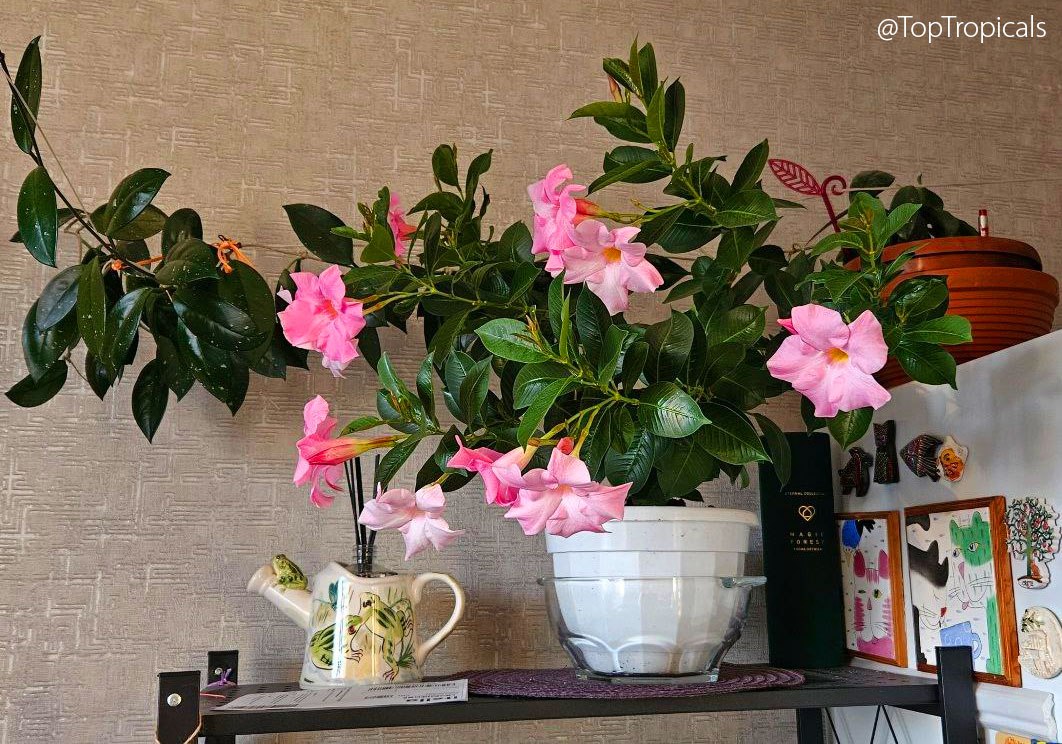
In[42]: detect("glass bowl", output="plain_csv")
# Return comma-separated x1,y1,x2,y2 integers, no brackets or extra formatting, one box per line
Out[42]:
539,576,765,680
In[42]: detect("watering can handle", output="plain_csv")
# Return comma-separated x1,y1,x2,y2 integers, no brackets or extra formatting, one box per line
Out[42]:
411,572,465,668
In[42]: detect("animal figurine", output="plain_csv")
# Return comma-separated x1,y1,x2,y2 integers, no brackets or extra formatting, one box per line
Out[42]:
272,554,308,591
873,420,900,484
937,436,969,482
838,447,873,497
901,434,943,481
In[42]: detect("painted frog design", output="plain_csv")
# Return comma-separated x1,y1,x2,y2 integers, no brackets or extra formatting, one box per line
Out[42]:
345,593,415,680
272,554,308,591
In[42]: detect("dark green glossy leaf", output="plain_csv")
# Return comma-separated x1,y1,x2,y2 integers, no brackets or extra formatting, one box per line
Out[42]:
76,255,107,357
416,352,436,422
828,407,873,449
593,114,651,143
849,170,895,201
431,144,459,187
409,191,465,221
10,37,42,155
517,378,570,445
645,311,693,382
513,361,569,410
154,334,194,399
716,227,757,271
702,341,745,386
547,274,564,338
731,139,769,192
713,189,777,228
889,276,949,324
475,318,549,363
657,210,719,253
132,359,168,441
637,382,707,438
657,439,718,498
663,79,684,150
696,402,769,464
602,57,636,91
103,287,153,372
575,289,612,363
161,208,203,254
598,325,628,382
706,305,766,347
605,426,656,492
376,434,424,488
752,412,791,485
95,168,169,237
896,342,957,388
173,288,266,351
637,43,658,98
570,101,641,119
587,160,660,195
621,339,648,394
458,358,491,424
109,204,166,241
155,238,218,286
498,220,533,262
904,315,972,345
22,299,77,380
17,166,57,266
602,146,670,183
218,260,276,363
465,150,492,198
635,207,683,248
85,351,116,400
801,396,827,432
644,84,666,147
6,361,67,407
362,217,397,264
37,264,82,329
442,350,476,422
173,318,248,413
283,203,354,264
426,308,471,359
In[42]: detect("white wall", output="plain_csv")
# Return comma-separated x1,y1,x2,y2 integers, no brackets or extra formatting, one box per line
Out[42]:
833,332,1061,742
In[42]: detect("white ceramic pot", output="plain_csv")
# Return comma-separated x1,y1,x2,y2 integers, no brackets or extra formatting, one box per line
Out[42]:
542,506,762,677
545,506,759,578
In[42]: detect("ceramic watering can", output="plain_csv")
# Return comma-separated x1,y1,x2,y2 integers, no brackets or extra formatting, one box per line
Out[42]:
248,555,465,688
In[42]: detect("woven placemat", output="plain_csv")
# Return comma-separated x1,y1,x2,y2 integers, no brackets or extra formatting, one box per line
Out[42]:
442,664,804,699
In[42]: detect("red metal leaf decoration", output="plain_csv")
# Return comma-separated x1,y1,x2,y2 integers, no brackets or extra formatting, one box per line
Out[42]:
768,159,822,196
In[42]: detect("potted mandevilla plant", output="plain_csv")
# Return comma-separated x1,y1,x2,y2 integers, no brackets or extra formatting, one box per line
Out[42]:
4,38,974,679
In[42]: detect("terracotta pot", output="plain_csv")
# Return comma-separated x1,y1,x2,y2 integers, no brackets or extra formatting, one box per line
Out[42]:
843,236,1042,273
846,238,1059,388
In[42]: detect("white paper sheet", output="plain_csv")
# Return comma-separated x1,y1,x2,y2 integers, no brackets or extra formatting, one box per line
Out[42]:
216,679,468,711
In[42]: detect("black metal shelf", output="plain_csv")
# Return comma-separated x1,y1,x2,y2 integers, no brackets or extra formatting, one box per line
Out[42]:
157,647,979,744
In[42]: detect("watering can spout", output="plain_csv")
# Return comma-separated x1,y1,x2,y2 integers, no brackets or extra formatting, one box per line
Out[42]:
247,557,312,629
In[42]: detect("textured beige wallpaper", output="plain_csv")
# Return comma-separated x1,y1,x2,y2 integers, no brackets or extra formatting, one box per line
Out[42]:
1,0,1059,742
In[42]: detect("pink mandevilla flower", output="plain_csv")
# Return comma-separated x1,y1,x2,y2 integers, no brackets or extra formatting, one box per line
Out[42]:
562,219,664,315
358,484,464,559
277,264,366,376
493,448,630,537
766,304,892,419
388,194,417,258
294,396,404,508
446,437,520,506
527,165,597,274
294,395,344,508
